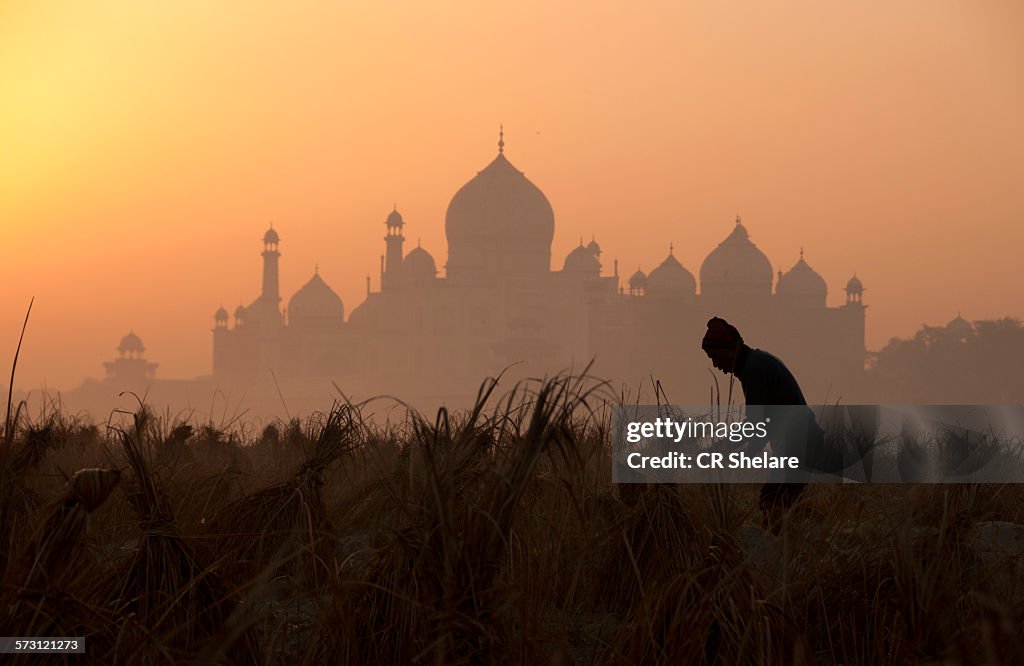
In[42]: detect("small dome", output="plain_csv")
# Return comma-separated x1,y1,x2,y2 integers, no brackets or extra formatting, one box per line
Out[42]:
214,307,228,321
777,253,827,301
263,227,279,244
586,238,601,256
845,275,864,294
288,271,344,328
386,208,404,228
563,243,601,274
404,246,437,281
118,332,144,353
629,268,648,288
234,305,246,320
346,295,383,328
946,313,973,337
700,218,774,297
646,250,696,298
347,301,368,326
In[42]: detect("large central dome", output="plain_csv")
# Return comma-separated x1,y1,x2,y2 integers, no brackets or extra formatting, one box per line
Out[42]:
700,217,773,298
445,141,554,281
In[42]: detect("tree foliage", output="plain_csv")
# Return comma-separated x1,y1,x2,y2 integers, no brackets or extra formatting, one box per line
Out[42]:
867,317,1024,403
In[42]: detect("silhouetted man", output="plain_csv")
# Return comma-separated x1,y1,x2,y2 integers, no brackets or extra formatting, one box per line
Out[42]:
701,317,825,528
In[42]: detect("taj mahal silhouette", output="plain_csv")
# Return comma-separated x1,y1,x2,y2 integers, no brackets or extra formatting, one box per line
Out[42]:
205,130,867,407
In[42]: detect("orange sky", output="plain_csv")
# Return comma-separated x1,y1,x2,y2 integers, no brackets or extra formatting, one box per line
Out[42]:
2,1,1023,391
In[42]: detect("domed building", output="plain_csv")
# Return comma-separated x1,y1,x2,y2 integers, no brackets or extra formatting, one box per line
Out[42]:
117,331,145,357
700,216,774,299
404,244,438,284
946,313,973,341
628,268,647,296
776,249,827,308
210,130,868,407
645,245,696,301
563,240,601,274
845,274,864,304
104,332,158,386
445,129,554,282
289,270,344,330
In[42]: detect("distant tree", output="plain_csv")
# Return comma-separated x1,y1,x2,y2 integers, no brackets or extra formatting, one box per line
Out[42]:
867,317,1024,403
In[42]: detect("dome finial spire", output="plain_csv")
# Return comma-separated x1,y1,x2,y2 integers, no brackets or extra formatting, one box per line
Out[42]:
735,213,741,226
498,124,504,154
669,241,674,255
314,263,319,274
800,246,804,260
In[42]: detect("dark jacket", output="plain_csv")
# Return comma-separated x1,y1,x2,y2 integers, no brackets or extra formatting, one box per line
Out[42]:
736,348,807,406
735,347,831,476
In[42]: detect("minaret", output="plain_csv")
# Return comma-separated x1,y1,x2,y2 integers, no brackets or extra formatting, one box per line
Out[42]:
844,274,864,306
383,206,405,291
214,306,228,330
261,226,281,306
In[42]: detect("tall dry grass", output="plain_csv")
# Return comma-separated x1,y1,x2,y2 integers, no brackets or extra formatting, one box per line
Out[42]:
1,373,1024,663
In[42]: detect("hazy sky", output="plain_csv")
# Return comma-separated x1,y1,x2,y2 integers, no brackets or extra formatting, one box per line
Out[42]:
2,1,1023,390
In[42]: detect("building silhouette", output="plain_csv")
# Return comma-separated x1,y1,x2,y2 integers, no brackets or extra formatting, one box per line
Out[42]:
103,332,158,387
211,133,867,406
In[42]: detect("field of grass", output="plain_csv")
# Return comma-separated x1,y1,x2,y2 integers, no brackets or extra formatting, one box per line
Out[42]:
3,374,1024,664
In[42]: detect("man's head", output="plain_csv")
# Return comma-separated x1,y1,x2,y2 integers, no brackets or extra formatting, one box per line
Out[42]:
702,317,744,373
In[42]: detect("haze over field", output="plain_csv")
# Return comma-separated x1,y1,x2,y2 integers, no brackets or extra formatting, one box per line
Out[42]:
2,1,1023,389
